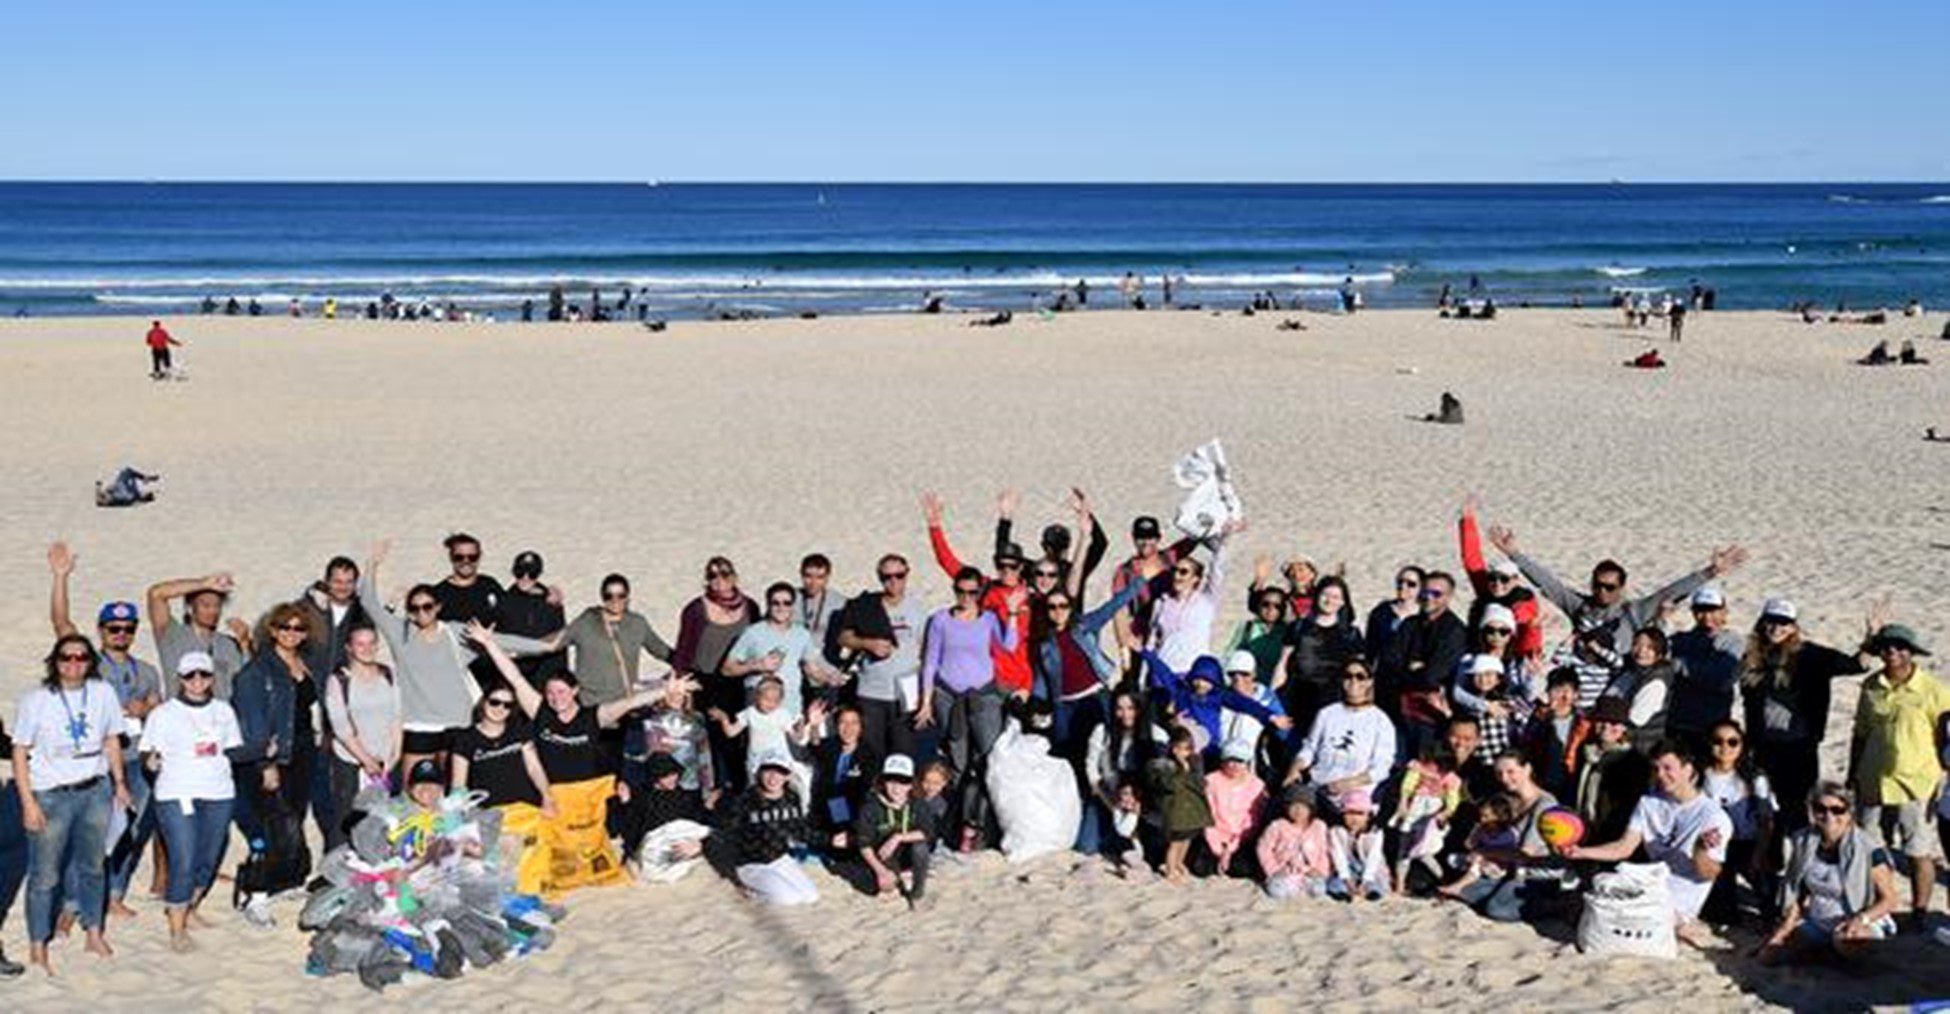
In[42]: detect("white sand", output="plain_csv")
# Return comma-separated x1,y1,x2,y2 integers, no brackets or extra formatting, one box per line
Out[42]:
1,308,1947,1010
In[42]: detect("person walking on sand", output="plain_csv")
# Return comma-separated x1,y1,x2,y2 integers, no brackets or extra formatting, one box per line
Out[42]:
145,320,181,379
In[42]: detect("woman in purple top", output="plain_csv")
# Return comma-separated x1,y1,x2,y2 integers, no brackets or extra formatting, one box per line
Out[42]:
918,567,1027,850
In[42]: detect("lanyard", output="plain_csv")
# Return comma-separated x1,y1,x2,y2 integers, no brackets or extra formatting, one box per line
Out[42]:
56,683,91,752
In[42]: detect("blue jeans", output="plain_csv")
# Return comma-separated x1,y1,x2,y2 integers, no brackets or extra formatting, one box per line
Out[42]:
106,754,154,902
153,796,234,909
26,778,112,942
1456,875,1562,923
0,785,29,933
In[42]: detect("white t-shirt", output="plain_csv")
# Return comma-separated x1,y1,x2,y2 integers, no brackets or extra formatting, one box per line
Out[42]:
739,705,798,771
13,680,125,789
1702,768,1775,842
141,699,243,802
1628,791,1732,921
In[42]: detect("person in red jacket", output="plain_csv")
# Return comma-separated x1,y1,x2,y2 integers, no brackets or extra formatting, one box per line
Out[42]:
145,320,181,379
920,491,1034,697
1458,497,1543,661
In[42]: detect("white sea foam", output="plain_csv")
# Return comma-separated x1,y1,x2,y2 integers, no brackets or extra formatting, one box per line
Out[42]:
1921,195,1950,204
1594,265,1648,278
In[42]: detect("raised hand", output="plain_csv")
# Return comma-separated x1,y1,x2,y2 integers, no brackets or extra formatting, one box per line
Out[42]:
369,539,393,564
1865,595,1894,637
1462,492,1483,517
1486,525,1517,555
1708,544,1748,577
1068,487,1091,520
206,572,236,594
1253,554,1275,586
463,619,495,645
919,491,944,526
47,541,76,576
996,488,1019,520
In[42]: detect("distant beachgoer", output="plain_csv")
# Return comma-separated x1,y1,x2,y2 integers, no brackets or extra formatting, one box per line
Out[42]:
1163,276,1175,307
1423,392,1464,424
323,298,337,319
247,298,262,317
145,320,181,378
287,298,302,318
1075,279,1088,307
1669,301,1687,342
1857,341,1892,366
1119,272,1139,307
1898,340,1928,365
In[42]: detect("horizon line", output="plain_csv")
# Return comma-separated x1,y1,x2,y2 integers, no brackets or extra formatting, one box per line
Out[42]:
3,178,1948,187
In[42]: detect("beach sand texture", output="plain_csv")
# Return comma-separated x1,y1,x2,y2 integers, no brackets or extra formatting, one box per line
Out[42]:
0,308,1947,1010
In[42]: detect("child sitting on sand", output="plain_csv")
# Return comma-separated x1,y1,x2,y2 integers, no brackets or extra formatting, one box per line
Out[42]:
1438,793,1521,900
915,760,956,859
1328,790,1390,902
1387,742,1463,893
1148,726,1213,884
1258,782,1332,900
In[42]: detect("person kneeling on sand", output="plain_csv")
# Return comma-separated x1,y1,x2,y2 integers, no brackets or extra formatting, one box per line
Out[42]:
1562,739,1732,948
1757,781,1901,965
1259,782,1332,899
714,749,838,906
1898,340,1928,365
836,754,935,909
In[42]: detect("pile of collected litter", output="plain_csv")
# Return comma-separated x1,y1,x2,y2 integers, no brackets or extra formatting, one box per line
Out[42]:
299,788,567,991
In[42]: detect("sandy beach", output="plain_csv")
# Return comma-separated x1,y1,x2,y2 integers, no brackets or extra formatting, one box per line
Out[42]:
2,306,1948,1011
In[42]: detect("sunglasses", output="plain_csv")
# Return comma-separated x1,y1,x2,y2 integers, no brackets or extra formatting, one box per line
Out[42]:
1592,581,1622,593
1047,601,1073,611
878,570,909,582
484,697,514,708
1712,737,1742,747
768,599,794,608
182,670,215,681
954,586,982,596
408,601,439,614
1173,567,1197,577
450,553,480,563
1760,616,1794,628
1484,627,1513,636
102,623,138,635
277,623,309,633
1033,568,1060,579
1811,803,1849,817
1342,671,1374,682
995,560,1023,571
1419,589,1447,600
1487,573,1515,583
57,652,93,663
1396,578,1421,589
603,590,629,601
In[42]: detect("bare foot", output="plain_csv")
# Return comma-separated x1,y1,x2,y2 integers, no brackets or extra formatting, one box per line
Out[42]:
108,899,140,920
1675,921,1722,950
1166,868,1189,886
55,910,77,938
169,932,196,954
29,945,55,977
84,933,114,959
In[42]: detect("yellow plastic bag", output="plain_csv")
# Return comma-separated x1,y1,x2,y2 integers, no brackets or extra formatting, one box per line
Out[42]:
496,801,548,896
529,776,629,898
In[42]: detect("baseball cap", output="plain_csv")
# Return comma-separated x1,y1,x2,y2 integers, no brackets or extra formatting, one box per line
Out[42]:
176,651,215,676
1131,516,1162,540
1690,586,1726,610
1490,560,1522,580
408,758,445,786
98,601,139,625
881,754,916,780
1760,598,1798,623
1225,650,1259,675
512,550,544,578
1589,696,1635,727
1479,604,1516,631
993,542,1027,565
754,749,794,774
1220,738,1256,763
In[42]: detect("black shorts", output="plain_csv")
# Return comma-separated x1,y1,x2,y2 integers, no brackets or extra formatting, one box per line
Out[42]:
402,728,454,755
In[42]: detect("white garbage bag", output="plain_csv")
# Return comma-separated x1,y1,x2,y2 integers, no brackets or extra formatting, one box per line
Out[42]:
636,819,713,884
1577,861,1677,959
984,720,1082,863
1172,439,1242,539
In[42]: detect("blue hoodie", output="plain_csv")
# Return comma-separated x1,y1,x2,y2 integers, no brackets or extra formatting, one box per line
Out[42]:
1142,651,1282,759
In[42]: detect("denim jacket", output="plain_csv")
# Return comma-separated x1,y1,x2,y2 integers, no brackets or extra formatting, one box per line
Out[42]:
230,650,297,767
1034,578,1146,701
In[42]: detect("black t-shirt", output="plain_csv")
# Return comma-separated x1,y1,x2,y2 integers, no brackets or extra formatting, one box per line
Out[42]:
293,672,319,742
497,584,567,681
453,724,543,808
534,706,606,784
431,576,504,627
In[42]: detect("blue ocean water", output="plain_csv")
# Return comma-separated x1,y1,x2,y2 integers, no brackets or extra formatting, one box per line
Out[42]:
0,182,1947,318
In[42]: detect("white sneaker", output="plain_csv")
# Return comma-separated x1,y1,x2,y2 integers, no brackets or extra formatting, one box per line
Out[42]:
241,896,277,929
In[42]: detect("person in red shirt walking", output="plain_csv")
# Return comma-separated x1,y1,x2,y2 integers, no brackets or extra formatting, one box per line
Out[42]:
145,320,181,379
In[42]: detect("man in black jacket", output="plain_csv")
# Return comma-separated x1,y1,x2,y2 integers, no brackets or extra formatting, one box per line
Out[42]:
1380,570,1468,758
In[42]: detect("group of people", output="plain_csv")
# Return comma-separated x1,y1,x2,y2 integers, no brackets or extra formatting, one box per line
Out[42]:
4,491,1945,979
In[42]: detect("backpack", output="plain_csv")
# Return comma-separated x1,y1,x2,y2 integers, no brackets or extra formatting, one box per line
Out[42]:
233,789,312,904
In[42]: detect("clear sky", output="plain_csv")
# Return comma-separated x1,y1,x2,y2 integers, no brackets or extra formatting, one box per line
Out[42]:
4,0,1945,182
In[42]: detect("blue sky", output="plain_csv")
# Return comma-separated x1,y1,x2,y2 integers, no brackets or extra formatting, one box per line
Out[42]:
4,0,1945,182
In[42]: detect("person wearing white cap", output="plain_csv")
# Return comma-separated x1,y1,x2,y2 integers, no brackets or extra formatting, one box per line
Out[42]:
1669,586,1746,748
1457,498,1543,660
1485,521,1747,658
837,753,935,907
1452,651,1527,757
1738,597,1880,835
720,748,835,906
1452,604,1524,723
1220,650,1293,766
1203,737,1268,876
140,650,242,952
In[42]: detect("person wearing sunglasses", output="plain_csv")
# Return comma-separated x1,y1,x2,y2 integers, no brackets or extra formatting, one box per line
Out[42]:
1363,565,1427,665
450,688,555,818
1456,498,1543,662
993,487,1111,601
1273,575,1366,739
1738,597,1878,838
226,603,319,862
1032,522,1146,758
139,651,242,953
1760,782,1901,965
1699,719,1777,927
1109,514,1202,682
673,557,760,791
726,583,843,719
918,567,1028,849
1147,516,1245,676
321,625,402,827
920,491,1035,698
1668,586,1746,753
428,532,503,628
47,541,162,917
1566,739,1733,947
836,554,929,761
542,573,677,709
11,634,133,975
1486,522,1747,659
1848,623,1947,928
1282,661,1398,817
360,540,552,777
1379,571,1468,758
145,569,249,701
496,550,568,685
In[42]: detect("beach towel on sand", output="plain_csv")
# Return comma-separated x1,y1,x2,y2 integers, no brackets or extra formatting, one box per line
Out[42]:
1172,439,1242,539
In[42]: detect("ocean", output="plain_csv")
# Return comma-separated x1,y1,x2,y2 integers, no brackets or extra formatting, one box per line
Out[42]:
1,182,1947,319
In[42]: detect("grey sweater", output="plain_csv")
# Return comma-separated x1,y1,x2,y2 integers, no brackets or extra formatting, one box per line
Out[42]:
359,577,548,729
1512,553,1710,657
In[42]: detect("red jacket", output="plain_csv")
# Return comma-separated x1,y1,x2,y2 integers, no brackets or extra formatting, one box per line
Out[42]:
1458,510,1543,659
146,324,176,350
928,524,1032,694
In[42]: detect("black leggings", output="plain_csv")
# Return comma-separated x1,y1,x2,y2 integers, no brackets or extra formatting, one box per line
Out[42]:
833,840,931,899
